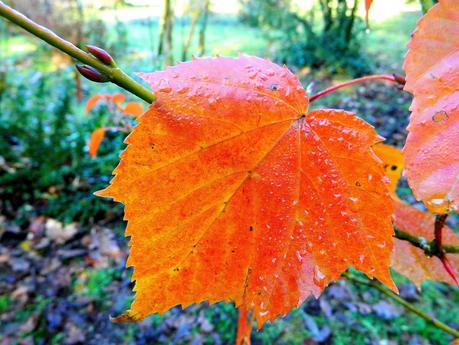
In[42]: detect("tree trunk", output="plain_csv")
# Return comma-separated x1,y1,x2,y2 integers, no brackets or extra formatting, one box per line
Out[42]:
198,0,210,56
345,0,359,43
158,0,173,57
182,13,198,61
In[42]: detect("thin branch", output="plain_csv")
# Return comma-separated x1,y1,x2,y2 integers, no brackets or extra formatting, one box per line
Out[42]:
434,214,448,249
394,228,459,256
309,74,405,103
343,272,459,338
434,215,459,286
0,1,154,103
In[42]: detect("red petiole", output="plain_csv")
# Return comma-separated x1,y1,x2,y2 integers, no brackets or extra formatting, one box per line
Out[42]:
434,214,459,287
309,74,405,103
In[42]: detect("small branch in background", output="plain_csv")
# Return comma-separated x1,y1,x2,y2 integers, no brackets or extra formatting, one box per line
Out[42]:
434,214,459,286
342,272,459,338
309,74,406,103
0,1,154,103
394,228,459,256
434,214,448,249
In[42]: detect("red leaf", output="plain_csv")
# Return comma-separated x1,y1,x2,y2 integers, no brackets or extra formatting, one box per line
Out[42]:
403,0,459,214
373,144,459,287
88,128,106,158
98,55,395,326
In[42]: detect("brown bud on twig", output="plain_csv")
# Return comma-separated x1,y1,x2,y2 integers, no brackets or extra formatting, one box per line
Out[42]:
392,73,406,86
86,45,115,66
76,65,109,83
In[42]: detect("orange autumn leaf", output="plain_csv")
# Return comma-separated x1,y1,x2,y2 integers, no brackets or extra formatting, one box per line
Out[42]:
88,127,106,158
97,55,395,327
373,144,459,287
392,199,459,288
403,0,459,214
372,143,403,197
120,101,144,117
365,0,373,28
85,93,126,113
111,93,127,104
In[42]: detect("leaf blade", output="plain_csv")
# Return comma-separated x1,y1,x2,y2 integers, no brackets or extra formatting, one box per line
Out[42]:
98,55,395,326
403,0,459,213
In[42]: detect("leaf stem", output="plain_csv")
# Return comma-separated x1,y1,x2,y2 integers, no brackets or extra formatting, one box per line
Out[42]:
434,215,459,286
394,228,459,256
343,272,459,338
309,74,405,103
236,307,254,345
0,1,155,104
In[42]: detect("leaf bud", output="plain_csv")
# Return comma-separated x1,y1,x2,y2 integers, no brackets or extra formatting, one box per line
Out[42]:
76,65,109,83
86,45,115,66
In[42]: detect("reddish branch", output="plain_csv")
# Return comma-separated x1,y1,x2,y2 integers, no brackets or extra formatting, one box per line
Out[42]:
236,307,254,345
309,74,406,103
434,214,459,287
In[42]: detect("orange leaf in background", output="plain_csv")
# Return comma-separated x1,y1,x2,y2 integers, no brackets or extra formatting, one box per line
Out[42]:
392,199,459,288
120,102,144,117
365,0,373,28
373,144,459,287
403,0,459,214
97,55,395,327
85,93,126,113
88,127,106,158
372,143,403,197
111,93,127,104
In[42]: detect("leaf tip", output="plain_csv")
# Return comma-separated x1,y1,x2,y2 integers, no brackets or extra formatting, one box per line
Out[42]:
110,312,139,323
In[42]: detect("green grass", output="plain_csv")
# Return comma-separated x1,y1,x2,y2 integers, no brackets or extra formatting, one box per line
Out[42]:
0,294,11,313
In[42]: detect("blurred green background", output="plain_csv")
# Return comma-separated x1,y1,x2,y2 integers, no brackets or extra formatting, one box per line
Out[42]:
1,0,458,344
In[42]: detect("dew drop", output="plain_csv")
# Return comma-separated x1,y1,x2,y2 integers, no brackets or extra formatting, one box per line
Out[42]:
432,111,449,123
431,198,445,205
296,251,303,262
313,266,325,286
268,84,279,91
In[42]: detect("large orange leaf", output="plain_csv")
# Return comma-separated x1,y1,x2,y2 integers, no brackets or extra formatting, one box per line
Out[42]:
403,0,459,214
373,144,459,287
97,55,395,327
